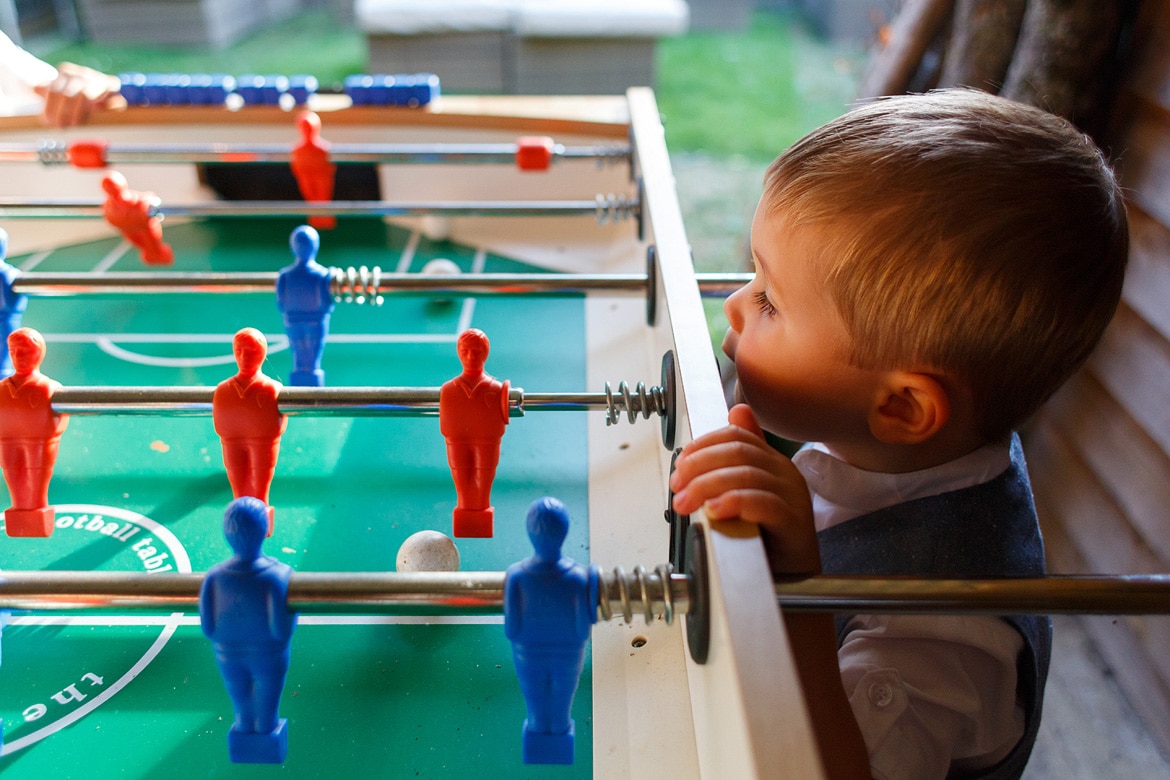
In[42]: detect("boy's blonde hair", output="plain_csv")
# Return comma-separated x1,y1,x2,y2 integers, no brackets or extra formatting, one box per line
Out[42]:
763,89,1129,442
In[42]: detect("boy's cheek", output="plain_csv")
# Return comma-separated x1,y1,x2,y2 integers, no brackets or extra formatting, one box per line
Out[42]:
730,364,771,424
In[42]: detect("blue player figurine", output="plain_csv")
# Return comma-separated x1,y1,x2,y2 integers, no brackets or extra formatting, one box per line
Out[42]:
199,496,298,764
276,225,334,386
0,228,28,377
503,496,599,764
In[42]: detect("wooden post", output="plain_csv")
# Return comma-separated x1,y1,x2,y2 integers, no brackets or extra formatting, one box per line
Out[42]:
857,0,955,99
937,0,1027,92
1001,0,1127,131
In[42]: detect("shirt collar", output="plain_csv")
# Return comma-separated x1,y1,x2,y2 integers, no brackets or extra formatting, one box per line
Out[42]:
792,440,1012,532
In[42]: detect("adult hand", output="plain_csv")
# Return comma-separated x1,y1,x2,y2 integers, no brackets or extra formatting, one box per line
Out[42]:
35,62,124,127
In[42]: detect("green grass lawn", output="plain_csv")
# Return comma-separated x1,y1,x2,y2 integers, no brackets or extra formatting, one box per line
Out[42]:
35,9,367,89
656,10,864,161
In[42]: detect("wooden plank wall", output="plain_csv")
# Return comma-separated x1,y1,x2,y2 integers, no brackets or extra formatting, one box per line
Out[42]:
1026,0,1170,757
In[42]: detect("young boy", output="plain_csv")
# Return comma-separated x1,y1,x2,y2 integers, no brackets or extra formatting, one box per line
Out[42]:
670,89,1129,779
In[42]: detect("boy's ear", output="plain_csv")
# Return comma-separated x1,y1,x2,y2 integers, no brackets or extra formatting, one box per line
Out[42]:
867,371,951,445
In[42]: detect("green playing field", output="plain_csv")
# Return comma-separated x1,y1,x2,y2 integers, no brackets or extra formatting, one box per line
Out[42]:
0,217,592,778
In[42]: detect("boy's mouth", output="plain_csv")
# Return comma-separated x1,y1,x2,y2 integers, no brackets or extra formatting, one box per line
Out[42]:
721,328,738,362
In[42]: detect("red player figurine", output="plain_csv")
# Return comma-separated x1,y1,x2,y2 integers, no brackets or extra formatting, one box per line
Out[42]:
289,111,336,231
213,328,287,535
439,329,510,538
101,171,174,265
0,328,68,537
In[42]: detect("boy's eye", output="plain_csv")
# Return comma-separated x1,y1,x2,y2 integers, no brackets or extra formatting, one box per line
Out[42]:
753,290,777,317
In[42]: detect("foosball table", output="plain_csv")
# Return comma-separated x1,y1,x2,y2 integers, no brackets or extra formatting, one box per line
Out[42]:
0,89,828,778
6,80,1169,780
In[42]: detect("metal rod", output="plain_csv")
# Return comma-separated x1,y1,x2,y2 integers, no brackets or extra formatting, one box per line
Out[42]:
0,570,689,620
0,140,630,167
15,271,281,295
9,270,751,298
0,570,503,613
695,272,751,297
774,574,1170,615
49,386,626,417
0,198,637,220
2,571,1169,618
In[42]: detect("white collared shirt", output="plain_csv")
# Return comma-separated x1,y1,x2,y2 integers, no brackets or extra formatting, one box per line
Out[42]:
793,442,1026,779
0,32,55,116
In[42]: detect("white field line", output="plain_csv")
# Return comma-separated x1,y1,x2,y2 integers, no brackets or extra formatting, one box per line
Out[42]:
34,227,473,367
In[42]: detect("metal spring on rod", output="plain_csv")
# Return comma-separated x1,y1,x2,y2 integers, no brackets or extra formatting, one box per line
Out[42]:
330,265,384,305
36,139,69,166
592,146,633,169
594,193,638,225
597,564,677,625
604,380,667,426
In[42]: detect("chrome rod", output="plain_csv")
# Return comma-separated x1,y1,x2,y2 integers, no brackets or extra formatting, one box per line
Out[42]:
0,140,630,167
0,198,637,220
0,570,502,613
774,574,1170,615
9,271,750,298
15,271,281,295
0,570,690,622
2,571,1168,618
49,386,638,417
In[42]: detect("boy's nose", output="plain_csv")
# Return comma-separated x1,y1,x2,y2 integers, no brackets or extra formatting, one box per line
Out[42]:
724,285,747,332
722,286,748,360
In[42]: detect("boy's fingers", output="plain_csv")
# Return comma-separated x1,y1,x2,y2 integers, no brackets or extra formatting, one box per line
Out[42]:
701,488,777,521
671,464,788,515
703,489,821,575
670,437,778,492
727,403,764,437
678,422,766,462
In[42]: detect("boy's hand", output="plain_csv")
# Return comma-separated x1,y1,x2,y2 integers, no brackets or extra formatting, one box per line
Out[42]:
669,404,820,576
35,63,124,128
